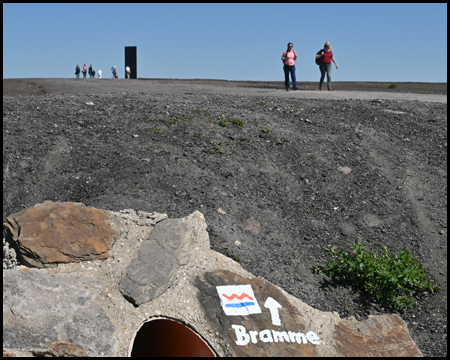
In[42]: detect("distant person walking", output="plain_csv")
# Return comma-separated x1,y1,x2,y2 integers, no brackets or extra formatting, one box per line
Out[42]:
316,42,338,91
98,68,102,79
82,63,87,78
88,64,95,78
281,42,298,91
111,64,118,79
125,65,131,79
75,64,80,78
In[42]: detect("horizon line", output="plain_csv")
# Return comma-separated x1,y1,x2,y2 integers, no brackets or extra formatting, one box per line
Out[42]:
3,77,447,84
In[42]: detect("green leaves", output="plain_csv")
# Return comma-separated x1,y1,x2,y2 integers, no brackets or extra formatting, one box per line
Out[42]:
321,240,440,311
211,114,244,128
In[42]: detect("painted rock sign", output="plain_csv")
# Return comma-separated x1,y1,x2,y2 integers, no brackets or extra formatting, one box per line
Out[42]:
217,285,261,315
231,325,321,347
216,282,321,348
199,270,422,357
197,270,324,357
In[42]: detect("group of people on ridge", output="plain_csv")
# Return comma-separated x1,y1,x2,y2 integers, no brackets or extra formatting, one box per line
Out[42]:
75,43,336,88
75,64,131,79
75,63,102,79
282,41,339,91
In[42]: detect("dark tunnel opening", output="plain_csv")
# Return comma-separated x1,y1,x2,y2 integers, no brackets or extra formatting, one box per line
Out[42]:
129,317,216,357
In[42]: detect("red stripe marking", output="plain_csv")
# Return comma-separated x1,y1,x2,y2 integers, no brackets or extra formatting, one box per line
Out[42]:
222,293,254,301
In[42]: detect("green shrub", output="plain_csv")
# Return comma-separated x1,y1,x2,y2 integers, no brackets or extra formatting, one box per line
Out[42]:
216,118,231,128
320,240,440,310
192,109,207,114
388,83,397,89
230,118,244,126
177,114,193,121
204,146,225,154
212,114,244,128
147,128,164,134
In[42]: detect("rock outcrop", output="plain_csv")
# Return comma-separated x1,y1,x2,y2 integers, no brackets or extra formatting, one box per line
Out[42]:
3,202,422,357
4,201,118,268
119,218,188,306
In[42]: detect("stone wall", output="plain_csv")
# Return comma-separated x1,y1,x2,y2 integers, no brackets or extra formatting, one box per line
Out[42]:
3,201,422,357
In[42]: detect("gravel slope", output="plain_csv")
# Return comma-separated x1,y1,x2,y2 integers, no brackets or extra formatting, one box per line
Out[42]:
3,78,447,356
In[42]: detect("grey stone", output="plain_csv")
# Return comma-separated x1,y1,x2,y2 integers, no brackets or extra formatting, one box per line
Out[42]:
3,236,18,270
3,267,117,357
119,218,188,306
240,217,261,235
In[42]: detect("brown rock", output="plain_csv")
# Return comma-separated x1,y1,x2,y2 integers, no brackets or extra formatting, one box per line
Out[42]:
48,343,86,357
196,270,320,357
334,314,423,357
4,201,118,268
240,217,261,235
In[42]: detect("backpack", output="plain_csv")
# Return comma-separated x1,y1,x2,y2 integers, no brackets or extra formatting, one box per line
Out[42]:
315,50,323,65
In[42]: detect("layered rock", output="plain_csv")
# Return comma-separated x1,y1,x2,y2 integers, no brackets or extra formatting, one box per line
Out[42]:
119,219,188,306
4,201,118,268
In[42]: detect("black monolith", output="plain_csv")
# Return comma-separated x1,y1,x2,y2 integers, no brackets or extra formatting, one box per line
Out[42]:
125,46,137,79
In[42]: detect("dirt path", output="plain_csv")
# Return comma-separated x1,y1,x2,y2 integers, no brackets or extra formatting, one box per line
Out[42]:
3,78,447,103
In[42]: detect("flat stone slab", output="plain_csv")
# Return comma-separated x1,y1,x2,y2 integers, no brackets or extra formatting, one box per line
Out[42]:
334,314,423,357
4,201,118,268
3,267,117,357
119,218,188,306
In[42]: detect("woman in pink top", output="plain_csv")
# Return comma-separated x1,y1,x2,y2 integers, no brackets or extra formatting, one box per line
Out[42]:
281,43,298,91
82,63,87,79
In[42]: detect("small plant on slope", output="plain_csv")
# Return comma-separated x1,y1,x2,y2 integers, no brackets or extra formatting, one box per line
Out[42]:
320,240,440,311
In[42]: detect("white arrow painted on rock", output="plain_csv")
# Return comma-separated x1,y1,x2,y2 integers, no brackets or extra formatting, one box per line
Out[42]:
264,297,282,326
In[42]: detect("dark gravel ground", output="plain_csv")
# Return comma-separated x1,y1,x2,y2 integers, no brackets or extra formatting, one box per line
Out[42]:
3,78,447,357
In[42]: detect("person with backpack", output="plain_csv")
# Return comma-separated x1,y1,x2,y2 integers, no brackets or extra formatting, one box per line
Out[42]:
281,42,298,91
111,64,118,79
75,64,80,78
88,64,95,78
316,42,338,91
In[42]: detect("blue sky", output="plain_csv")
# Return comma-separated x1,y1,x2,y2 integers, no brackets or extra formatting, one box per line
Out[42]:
3,3,447,82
